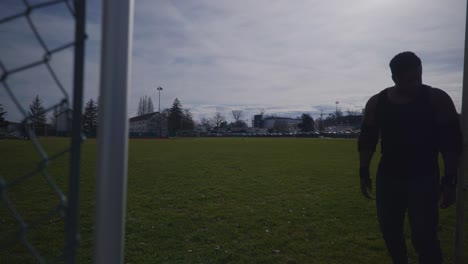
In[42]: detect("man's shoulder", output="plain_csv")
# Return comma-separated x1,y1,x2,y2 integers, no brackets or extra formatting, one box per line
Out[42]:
368,87,392,105
425,86,458,117
427,86,452,104
366,94,379,109
427,86,448,96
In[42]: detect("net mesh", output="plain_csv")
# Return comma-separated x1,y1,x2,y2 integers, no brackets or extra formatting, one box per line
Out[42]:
0,0,85,263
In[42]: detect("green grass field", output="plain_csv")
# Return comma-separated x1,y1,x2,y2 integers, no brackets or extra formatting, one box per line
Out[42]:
0,138,467,263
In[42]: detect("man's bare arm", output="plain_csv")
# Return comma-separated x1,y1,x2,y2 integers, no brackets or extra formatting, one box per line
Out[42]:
358,94,380,168
358,94,379,199
432,88,462,183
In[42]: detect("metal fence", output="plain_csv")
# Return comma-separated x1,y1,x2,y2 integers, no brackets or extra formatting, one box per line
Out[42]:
0,0,86,263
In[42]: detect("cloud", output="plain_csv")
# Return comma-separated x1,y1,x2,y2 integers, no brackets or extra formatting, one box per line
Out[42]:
0,0,101,121
130,0,464,115
1,0,465,122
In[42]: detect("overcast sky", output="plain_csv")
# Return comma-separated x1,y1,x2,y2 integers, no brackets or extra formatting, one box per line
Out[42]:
0,0,466,123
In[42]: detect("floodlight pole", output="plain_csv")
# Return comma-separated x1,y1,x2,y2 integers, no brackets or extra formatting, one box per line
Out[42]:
157,86,163,113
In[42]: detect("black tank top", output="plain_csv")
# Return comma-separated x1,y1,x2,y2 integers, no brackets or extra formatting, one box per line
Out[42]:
377,85,439,175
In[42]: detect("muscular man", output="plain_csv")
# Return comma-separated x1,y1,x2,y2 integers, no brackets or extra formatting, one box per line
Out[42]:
358,51,462,264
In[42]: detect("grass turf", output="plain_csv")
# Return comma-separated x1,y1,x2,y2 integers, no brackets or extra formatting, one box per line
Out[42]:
0,137,466,263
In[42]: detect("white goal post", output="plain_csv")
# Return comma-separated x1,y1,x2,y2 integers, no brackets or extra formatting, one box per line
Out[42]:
94,0,134,264
455,2,468,264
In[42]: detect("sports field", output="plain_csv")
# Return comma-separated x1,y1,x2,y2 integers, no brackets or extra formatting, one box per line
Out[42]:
0,137,466,263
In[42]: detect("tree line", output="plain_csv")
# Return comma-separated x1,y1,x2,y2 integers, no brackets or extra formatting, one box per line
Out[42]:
0,95,99,137
317,109,363,131
0,94,196,136
198,111,316,133
0,103,8,129
0,94,365,137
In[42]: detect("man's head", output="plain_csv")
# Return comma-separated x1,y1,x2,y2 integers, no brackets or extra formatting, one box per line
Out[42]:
389,51,422,95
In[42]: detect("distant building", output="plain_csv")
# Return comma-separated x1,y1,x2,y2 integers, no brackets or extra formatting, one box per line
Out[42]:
263,117,301,131
129,112,167,136
57,108,72,135
324,125,356,133
251,115,301,132
252,114,264,128
4,121,21,136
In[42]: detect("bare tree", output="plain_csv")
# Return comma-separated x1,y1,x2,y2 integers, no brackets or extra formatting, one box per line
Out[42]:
200,117,213,131
137,95,154,116
148,97,154,113
346,109,360,116
212,112,225,132
259,108,266,116
231,110,247,128
232,110,243,122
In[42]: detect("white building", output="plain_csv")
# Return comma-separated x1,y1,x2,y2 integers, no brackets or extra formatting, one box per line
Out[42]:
263,117,301,132
129,112,167,135
57,108,72,133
